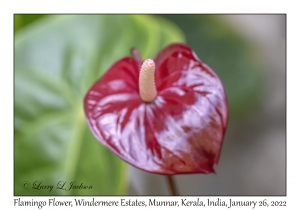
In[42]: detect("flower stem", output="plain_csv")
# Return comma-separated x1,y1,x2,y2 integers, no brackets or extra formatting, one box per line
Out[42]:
131,48,142,68
167,176,178,196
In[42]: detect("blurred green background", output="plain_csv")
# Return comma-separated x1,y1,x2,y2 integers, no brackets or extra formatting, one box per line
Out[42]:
14,15,284,195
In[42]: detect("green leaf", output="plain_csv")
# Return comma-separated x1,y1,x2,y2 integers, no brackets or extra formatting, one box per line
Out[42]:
14,15,185,195
14,14,46,33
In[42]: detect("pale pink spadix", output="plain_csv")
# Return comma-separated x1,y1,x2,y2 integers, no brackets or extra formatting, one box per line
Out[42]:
139,59,157,102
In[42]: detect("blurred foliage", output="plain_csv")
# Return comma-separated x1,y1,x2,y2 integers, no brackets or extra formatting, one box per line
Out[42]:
162,15,263,120
15,14,264,120
14,14,46,32
14,14,263,195
14,14,185,195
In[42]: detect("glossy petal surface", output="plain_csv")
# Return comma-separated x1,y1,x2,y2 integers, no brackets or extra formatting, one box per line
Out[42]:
84,43,228,175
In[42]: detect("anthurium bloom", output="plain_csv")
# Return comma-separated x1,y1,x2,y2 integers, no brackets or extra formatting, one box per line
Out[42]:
84,43,228,175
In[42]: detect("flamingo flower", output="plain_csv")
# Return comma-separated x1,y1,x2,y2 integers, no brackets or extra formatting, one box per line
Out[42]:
84,43,228,175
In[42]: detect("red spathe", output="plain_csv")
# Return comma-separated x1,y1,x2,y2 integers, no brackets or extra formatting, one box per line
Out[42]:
84,43,228,175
